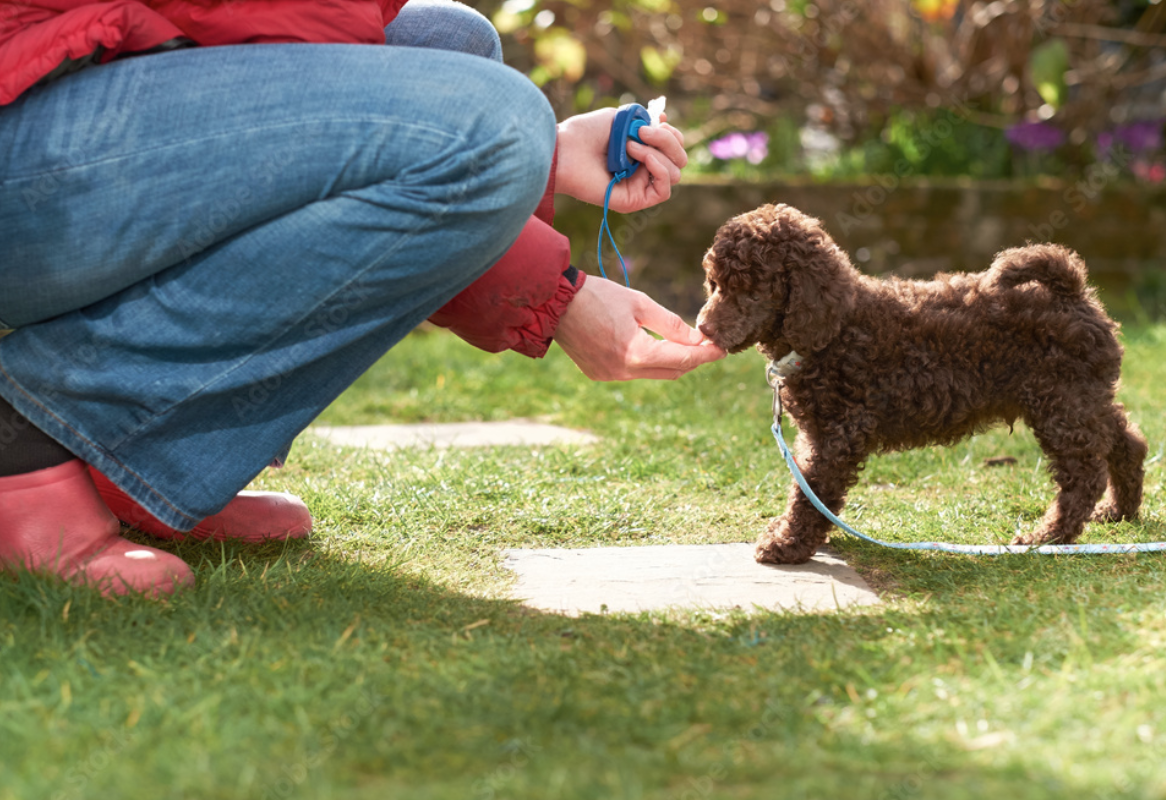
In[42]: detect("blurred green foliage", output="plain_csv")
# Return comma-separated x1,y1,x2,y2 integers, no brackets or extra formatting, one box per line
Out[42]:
469,0,1166,182
836,110,1015,180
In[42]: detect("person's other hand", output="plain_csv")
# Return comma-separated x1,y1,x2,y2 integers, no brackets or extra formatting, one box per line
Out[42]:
554,277,726,381
555,108,687,214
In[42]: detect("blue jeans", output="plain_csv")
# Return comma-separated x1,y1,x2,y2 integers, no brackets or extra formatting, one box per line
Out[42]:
0,2,555,529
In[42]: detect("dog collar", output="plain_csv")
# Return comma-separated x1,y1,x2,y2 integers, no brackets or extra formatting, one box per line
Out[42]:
767,350,804,381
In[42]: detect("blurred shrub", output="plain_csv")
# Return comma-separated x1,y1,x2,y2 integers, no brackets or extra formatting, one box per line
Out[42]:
469,0,1166,182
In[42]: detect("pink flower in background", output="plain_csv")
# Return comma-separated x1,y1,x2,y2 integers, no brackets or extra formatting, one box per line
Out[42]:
1132,159,1166,184
709,131,769,164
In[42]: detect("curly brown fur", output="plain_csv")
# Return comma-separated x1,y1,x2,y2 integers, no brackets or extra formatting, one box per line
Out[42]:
697,204,1146,565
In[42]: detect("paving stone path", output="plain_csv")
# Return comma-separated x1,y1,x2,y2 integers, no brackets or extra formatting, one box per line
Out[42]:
311,422,880,614
312,421,599,450
505,543,879,615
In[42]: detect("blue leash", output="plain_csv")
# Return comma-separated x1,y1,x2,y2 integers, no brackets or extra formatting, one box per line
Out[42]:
597,176,631,287
597,102,653,287
766,362,1166,555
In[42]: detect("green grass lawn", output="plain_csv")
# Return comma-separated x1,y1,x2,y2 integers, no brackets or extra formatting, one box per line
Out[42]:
4,323,1166,800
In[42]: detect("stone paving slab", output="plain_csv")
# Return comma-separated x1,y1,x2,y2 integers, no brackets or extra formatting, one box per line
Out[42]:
312,421,599,451
504,543,880,616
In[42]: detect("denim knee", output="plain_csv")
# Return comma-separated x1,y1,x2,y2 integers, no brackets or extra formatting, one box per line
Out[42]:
384,0,504,62
476,69,557,227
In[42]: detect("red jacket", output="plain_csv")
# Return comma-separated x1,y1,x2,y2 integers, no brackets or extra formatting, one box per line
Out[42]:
0,0,579,357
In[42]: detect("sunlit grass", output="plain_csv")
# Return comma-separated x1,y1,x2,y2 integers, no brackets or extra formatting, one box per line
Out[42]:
3,324,1165,800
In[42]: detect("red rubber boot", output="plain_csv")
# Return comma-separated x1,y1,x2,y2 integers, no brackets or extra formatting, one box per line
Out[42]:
0,460,195,597
88,467,312,543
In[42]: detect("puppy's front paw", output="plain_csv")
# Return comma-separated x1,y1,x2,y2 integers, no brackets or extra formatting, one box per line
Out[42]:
1010,525,1076,546
1089,500,1126,524
754,518,818,565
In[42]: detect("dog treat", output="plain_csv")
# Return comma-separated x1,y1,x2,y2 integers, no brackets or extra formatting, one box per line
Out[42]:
647,96,666,128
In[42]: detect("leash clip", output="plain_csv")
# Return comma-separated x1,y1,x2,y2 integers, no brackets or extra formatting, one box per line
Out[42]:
765,362,783,425
765,361,781,389
766,351,802,424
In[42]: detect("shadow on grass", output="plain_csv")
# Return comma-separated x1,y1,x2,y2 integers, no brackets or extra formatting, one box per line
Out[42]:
3,526,1165,800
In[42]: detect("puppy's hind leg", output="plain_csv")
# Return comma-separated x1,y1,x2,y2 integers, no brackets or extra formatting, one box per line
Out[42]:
1090,404,1147,524
756,434,864,565
1013,407,1110,545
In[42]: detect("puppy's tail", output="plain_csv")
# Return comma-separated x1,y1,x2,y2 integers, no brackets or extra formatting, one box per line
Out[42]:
989,243,1087,298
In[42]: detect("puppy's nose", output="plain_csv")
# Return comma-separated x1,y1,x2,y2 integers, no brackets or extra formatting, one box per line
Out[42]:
698,321,717,340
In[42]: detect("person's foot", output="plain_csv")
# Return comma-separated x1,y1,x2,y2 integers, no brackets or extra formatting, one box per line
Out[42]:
0,460,194,597
88,467,312,543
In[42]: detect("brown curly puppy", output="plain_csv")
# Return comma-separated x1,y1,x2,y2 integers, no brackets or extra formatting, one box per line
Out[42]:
697,204,1146,565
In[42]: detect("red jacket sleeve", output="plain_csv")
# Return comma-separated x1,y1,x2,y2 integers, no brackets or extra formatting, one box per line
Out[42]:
427,147,585,358
148,0,389,45
0,2,185,106
0,0,409,107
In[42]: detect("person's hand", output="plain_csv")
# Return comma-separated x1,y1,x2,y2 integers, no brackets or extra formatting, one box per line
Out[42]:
555,108,687,214
554,277,726,381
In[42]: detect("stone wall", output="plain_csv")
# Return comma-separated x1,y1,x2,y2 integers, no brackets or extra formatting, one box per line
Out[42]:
555,179,1166,319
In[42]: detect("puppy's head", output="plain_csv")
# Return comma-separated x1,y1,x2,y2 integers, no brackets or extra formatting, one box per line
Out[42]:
696,204,856,361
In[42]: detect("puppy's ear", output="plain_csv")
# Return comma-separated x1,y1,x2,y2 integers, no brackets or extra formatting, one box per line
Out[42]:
780,228,857,354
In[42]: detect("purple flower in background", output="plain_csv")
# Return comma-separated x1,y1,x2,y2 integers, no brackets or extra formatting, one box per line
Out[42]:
1005,121,1066,152
1097,121,1163,160
1097,130,1114,155
709,131,769,164
1114,120,1163,153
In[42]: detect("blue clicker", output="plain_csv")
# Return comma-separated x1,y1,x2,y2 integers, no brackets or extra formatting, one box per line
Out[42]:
598,102,654,286
606,103,652,182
